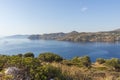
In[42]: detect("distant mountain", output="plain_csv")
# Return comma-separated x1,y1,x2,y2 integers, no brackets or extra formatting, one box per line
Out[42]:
113,28,120,32
29,32,66,40
5,35,29,39
28,29,120,42
68,31,79,34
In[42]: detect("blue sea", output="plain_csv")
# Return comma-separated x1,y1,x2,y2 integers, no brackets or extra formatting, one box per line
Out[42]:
0,38,120,61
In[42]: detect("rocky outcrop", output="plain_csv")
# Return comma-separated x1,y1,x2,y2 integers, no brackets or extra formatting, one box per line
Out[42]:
4,67,30,80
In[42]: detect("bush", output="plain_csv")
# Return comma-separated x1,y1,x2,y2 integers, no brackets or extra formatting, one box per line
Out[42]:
41,65,63,79
33,65,65,80
17,54,23,57
24,52,34,58
81,56,91,68
39,52,63,62
96,58,105,64
62,60,74,66
105,58,120,70
72,56,91,68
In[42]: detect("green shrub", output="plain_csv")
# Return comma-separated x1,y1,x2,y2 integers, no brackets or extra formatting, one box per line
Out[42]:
72,56,91,68
33,65,65,80
105,58,120,70
81,56,91,68
17,54,23,57
38,52,63,62
96,58,105,64
24,52,34,58
62,60,74,66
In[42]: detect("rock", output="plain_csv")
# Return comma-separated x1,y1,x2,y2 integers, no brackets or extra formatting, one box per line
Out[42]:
5,67,19,76
4,67,30,80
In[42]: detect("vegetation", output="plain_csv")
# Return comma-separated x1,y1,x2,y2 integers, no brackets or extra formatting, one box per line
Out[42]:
0,52,120,80
39,52,63,62
23,52,34,58
105,58,120,71
71,56,91,68
96,58,105,64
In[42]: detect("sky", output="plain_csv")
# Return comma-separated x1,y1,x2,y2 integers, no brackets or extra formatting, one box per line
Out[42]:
0,0,120,36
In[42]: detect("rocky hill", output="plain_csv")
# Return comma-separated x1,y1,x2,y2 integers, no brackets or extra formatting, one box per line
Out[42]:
29,32,66,40
113,28,120,32
28,29,120,42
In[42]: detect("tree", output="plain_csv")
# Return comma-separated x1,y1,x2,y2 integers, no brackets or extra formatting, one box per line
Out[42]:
38,52,63,62
24,52,34,58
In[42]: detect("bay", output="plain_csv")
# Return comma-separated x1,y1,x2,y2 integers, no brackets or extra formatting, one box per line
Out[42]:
0,38,120,61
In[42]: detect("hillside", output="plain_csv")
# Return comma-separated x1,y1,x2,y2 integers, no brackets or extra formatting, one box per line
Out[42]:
28,32,66,40
0,52,120,80
28,29,120,42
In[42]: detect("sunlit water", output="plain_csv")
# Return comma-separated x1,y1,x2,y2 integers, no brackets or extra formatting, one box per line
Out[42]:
0,38,120,61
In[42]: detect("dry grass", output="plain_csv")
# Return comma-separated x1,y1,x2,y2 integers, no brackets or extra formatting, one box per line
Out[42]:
51,62,120,80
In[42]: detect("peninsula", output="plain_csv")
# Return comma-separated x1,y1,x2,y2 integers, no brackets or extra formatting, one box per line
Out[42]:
28,29,120,42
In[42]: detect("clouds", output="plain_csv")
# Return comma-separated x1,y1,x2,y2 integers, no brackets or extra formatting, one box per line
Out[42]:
81,7,88,12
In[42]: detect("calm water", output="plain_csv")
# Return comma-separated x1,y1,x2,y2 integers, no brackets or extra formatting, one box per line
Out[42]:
0,38,120,61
